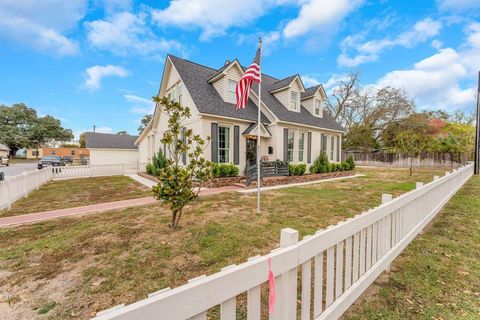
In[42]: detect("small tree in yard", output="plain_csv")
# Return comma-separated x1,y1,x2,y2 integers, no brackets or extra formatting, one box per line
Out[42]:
152,97,211,229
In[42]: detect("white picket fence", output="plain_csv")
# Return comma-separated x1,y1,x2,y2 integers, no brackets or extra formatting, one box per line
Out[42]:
93,163,473,320
0,163,147,210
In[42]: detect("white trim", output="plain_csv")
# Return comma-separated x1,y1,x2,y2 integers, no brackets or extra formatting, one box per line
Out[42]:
277,120,346,134
199,113,260,124
217,123,233,164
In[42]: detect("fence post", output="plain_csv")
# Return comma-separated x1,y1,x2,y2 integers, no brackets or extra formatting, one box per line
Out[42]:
381,194,393,272
274,228,299,320
22,172,28,198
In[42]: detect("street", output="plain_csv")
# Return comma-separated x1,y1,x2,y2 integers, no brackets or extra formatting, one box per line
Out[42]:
0,163,38,177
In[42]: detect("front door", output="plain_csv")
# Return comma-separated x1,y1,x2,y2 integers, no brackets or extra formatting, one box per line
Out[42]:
246,138,257,166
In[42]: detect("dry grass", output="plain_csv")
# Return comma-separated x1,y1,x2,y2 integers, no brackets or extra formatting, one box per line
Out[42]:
0,176,151,217
0,167,451,319
343,174,480,320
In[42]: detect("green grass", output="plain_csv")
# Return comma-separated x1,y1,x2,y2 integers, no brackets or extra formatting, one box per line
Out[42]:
0,175,151,217
0,167,454,318
344,174,480,320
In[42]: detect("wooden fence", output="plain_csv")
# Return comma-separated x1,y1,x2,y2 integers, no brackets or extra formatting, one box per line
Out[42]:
343,152,468,168
92,163,474,320
0,163,147,210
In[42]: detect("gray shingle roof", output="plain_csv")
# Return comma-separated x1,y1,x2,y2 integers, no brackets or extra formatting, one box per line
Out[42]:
85,132,138,149
168,55,270,124
301,85,321,99
168,55,344,132
266,75,298,93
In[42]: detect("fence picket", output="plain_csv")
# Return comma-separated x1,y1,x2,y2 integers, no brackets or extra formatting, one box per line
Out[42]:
220,297,236,320
91,164,473,320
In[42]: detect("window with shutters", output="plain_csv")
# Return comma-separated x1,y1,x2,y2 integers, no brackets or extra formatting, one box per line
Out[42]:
321,134,327,155
218,126,230,163
298,132,305,162
287,130,294,162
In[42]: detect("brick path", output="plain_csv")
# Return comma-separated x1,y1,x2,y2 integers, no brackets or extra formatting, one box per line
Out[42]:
0,185,242,228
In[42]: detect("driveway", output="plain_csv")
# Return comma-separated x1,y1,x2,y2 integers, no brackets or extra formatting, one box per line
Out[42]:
0,163,38,177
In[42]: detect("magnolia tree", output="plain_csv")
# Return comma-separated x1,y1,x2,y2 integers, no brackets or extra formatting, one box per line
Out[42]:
152,97,211,229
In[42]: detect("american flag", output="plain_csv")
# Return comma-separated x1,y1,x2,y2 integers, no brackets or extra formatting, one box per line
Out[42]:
236,44,261,109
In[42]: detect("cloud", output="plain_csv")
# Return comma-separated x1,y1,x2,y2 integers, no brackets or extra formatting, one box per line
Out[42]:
85,11,183,59
124,94,155,114
339,18,442,67
301,75,321,88
0,1,86,55
152,0,294,41
374,22,480,110
437,0,480,11
283,0,364,39
84,65,128,90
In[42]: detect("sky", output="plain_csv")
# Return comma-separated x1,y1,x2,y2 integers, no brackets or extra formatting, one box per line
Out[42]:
0,0,479,138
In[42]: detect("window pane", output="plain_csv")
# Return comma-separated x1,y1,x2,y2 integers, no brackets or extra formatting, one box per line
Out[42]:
287,130,294,162
218,126,230,163
298,132,304,162
315,100,320,115
331,136,334,161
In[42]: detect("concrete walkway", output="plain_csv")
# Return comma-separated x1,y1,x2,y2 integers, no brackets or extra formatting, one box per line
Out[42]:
124,173,157,188
237,173,365,193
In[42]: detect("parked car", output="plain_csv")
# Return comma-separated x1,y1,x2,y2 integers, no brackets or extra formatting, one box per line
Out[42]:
0,156,9,167
38,156,65,169
61,156,74,165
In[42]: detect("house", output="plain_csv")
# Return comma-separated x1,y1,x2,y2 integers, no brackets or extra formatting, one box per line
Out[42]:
136,55,345,174
26,147,90,161
0,143,9,159
85,132,139,165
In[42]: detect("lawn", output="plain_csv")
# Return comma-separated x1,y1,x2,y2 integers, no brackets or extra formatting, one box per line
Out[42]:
344,174,480,319
0,176,152,217
0,167,452,319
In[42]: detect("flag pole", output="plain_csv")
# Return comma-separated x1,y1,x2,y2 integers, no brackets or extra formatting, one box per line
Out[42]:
257,38,262,215
474,71,480,175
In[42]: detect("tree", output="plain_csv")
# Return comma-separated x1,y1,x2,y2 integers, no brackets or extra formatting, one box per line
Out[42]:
0,103,37,157
325,72,361,129
151,97,211,229
117,130,128,135
138,114,153,134
29,115,73,158
79,133,86,148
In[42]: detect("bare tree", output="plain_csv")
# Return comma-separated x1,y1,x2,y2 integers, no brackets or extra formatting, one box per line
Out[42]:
325,72,361,129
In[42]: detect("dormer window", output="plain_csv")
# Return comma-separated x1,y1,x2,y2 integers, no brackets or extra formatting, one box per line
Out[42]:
290,91,298,110
314,99,322,116
227,79,237,103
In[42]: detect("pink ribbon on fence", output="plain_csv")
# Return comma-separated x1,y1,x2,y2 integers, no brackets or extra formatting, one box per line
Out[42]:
268,257,276,314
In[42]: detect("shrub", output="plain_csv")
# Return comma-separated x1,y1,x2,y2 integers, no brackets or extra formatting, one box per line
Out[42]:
289,163,306,176
346,156,356,170
340,161,351,171
147,148,168,176
310,152,329,174
212,163,239,178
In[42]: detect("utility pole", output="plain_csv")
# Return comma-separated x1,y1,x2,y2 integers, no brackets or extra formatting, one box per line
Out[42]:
475,71,480,175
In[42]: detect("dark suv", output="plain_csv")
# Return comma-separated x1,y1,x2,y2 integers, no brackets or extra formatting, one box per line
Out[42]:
61,156,74,165
38,156,65,169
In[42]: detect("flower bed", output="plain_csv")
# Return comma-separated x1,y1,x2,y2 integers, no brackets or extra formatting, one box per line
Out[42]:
246,170,355,188
138,172,243,188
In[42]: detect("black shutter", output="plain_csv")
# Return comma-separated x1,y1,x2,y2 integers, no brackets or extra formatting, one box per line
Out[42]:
307,132,312,163
283,128,288,161
233,125,240,165
337,135,340,162
182,127,186,165
211,123,218,163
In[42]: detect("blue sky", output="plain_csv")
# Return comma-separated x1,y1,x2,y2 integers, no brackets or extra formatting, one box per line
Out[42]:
0,0,479,137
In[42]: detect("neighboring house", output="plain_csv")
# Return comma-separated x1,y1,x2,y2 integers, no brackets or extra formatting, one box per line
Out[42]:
85,132,139,165
136,55,345,174
0,143,9,159
26,147,90,160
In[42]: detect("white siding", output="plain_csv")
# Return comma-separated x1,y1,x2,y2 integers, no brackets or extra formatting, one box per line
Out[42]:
89,149,139,165
273,88,290,109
